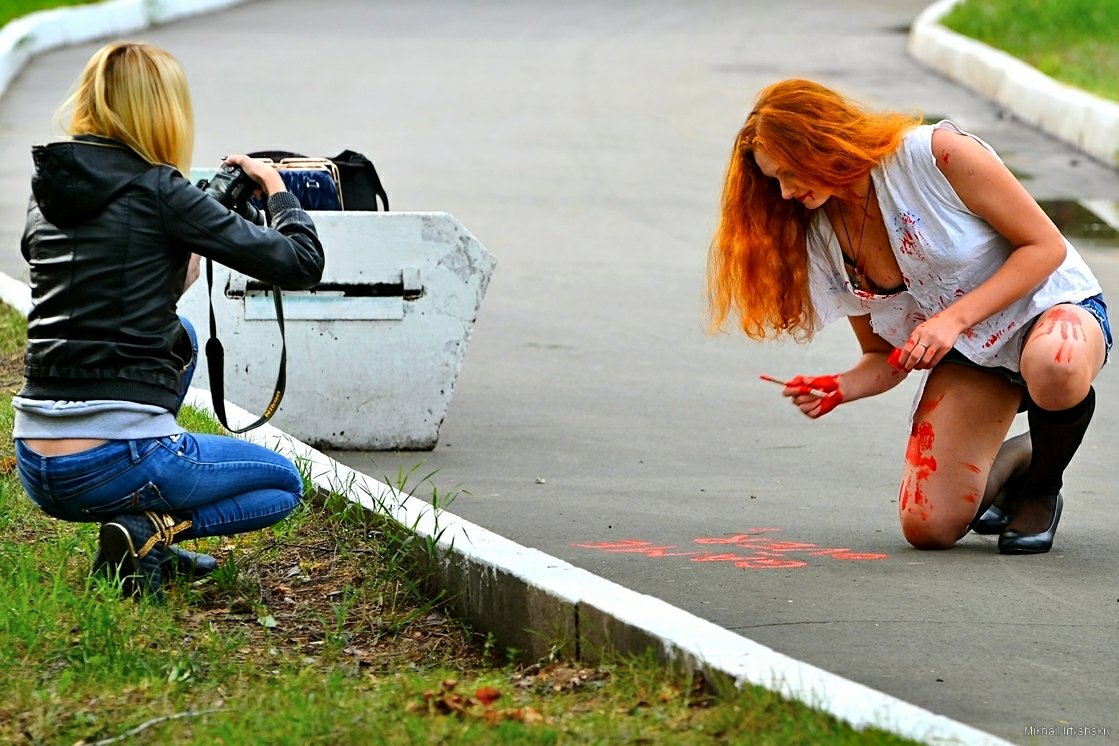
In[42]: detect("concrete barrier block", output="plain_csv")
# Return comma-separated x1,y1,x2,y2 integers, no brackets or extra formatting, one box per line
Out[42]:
178,203,497,450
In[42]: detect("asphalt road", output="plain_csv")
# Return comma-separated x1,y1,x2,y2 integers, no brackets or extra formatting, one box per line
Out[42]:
2,2,1118,742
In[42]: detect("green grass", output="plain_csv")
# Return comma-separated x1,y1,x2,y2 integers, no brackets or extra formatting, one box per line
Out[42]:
942,0,1119,102
0,0,98,29
0,298,921,744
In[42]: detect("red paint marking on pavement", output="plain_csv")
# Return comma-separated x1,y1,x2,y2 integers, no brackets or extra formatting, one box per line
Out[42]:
572,529,888,570
735,557,809,569
569,540,698,558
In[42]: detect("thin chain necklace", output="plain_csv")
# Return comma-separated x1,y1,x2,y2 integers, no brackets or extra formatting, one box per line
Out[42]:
838,180,873,291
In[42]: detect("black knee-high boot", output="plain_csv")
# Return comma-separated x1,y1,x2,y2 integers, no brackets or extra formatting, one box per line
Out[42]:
999,387,1095,554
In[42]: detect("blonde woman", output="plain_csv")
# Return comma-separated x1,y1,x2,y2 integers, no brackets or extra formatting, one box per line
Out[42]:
14,42,325,598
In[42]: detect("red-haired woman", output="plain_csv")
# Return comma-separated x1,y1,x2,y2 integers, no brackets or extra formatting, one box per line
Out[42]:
708,79,1110,554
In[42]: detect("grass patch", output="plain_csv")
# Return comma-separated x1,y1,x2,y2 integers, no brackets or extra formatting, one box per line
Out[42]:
942,0,1119,102
0,0,98,29
0,297,922,743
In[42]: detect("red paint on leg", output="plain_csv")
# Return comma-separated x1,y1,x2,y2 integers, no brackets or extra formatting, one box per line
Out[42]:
906,422,938,473
1035,307,1085,363
903,421,938,507
915,395,944,417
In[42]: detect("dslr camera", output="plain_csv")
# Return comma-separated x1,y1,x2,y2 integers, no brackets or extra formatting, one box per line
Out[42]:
197,163,265,225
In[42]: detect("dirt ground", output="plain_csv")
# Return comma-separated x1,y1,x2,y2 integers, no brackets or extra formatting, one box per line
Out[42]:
1,351,21,395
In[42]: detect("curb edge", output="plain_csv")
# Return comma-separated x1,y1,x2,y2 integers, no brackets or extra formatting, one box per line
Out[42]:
908,0,1119,169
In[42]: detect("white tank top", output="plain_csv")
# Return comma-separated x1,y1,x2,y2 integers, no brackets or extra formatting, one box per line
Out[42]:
806,121,1102,371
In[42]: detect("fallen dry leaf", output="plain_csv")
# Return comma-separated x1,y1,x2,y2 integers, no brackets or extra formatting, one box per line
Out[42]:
473,686,501,706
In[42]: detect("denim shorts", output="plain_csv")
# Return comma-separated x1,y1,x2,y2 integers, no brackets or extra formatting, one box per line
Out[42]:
940,293,1112,392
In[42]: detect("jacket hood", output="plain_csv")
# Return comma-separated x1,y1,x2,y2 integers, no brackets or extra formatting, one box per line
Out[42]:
31,136,157,227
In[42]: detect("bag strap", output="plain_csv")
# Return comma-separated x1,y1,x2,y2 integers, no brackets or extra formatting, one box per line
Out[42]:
205,258,286,433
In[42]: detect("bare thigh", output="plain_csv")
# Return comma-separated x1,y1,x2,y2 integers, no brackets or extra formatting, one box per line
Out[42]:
898,363,1022,549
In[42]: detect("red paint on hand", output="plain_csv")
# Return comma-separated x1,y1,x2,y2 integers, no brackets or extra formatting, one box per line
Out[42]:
888,347,905,370
786,374,843,415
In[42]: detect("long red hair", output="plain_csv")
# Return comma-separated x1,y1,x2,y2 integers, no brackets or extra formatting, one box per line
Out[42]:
707,79,920,340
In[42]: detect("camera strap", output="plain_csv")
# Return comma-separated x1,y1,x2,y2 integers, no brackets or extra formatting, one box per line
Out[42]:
204,258,287,433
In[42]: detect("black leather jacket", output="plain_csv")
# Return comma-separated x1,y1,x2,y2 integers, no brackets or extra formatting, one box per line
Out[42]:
19,136,325,411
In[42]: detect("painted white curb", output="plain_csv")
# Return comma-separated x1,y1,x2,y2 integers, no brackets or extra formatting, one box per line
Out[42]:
1,265,1011,745
1081,198,1119,233
0,0,250,100
0,271,31,315
909,0,1119,168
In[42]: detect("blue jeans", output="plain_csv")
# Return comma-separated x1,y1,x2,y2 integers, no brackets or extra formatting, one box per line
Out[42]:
15,317,302,539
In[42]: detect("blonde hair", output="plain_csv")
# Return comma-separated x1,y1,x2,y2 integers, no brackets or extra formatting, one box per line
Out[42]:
60,41,194,174
707,79,920,340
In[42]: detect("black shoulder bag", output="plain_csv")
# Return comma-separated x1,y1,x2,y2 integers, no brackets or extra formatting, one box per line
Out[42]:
199,147,387,432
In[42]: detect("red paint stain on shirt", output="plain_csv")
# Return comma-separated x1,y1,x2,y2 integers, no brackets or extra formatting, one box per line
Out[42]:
983,321,1016,349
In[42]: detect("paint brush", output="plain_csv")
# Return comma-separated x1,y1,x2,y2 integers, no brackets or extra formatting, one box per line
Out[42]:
759,374,831,399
